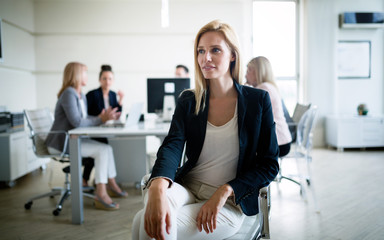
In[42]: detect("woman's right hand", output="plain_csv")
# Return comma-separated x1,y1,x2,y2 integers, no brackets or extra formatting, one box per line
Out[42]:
98,107,118,123
144,178,172,240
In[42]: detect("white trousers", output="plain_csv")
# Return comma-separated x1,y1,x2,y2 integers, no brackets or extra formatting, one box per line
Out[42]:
80,139,116,184
48,139,116,184
132,179,245,240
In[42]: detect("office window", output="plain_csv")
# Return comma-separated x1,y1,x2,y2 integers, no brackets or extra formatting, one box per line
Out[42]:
253,0,298,113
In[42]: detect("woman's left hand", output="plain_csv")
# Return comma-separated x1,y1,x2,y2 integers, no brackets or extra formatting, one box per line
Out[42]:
196,184,234,234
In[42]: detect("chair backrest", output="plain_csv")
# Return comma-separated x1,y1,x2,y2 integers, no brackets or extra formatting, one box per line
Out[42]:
281,100,293,124
296,106,318,150
24,108,56,157
284,102,311,142
292,103,311,124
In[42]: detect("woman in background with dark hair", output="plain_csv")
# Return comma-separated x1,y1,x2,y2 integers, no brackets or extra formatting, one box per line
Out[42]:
83,65,125,187
86,65,124,116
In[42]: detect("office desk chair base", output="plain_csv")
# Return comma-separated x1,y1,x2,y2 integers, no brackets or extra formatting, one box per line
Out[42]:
24,188,62,210
275,172,311,195
24,167,95,216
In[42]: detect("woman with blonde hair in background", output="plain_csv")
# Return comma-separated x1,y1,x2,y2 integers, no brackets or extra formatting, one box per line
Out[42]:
132,20,279,240
45,62,126,210
246,56,292,157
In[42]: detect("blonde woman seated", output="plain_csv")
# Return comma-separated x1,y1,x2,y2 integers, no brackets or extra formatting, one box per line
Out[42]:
132,20,279,240
45,62,127,211
246,56,292,157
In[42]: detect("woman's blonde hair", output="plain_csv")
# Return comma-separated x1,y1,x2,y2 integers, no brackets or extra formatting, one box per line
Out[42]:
247,56,277,88
192,20,243,115
57,62,87,98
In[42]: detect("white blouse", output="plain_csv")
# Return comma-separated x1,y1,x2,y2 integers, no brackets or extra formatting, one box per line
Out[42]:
186,103,239,187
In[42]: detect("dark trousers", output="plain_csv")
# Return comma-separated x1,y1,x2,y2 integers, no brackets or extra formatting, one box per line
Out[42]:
279,142,291,158
82,158,94,181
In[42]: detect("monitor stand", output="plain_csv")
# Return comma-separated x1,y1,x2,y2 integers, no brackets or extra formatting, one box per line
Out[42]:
162,95,175,122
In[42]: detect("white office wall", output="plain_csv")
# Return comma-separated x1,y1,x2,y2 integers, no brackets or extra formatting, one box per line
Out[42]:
304,0,384,147
0,0,36,112
34,0,253,113
335,0,384,115
2,0,383,147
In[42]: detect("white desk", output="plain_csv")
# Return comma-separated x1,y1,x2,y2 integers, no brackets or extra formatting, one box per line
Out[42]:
68,122,170,224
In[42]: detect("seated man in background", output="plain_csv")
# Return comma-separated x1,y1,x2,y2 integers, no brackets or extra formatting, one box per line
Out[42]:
175,64,189,78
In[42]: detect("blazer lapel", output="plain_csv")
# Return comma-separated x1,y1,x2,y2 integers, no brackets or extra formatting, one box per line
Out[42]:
191,91,209,163
108,90,115,106
97,87,105,109
234,82,247,172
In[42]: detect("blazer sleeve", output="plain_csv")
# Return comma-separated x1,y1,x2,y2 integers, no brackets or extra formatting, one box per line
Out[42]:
148,92,190,184
62,89,102,127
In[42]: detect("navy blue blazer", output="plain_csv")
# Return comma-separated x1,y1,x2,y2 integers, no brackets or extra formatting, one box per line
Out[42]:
86,87,122,116
150,80,279,216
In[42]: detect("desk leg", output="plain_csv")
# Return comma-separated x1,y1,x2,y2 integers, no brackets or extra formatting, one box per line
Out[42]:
69,135,83,224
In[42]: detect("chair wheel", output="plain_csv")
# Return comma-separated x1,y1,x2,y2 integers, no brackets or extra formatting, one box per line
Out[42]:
52,209,61,216
24,201,33,210
306,179,311,186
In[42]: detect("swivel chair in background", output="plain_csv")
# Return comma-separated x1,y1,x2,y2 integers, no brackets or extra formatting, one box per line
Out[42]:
23,108,94,216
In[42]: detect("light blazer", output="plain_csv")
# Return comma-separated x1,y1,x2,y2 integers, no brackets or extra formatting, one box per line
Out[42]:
46,87,102,153
86,87,122,116
150,80,279,216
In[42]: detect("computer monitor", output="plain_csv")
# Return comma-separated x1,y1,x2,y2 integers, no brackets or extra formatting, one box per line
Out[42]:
147,78,190,120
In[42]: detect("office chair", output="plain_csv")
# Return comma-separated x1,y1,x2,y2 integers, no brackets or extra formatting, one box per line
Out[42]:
139,175,271,240
282,102,311,142
276,105,318,194
23,108,94,216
